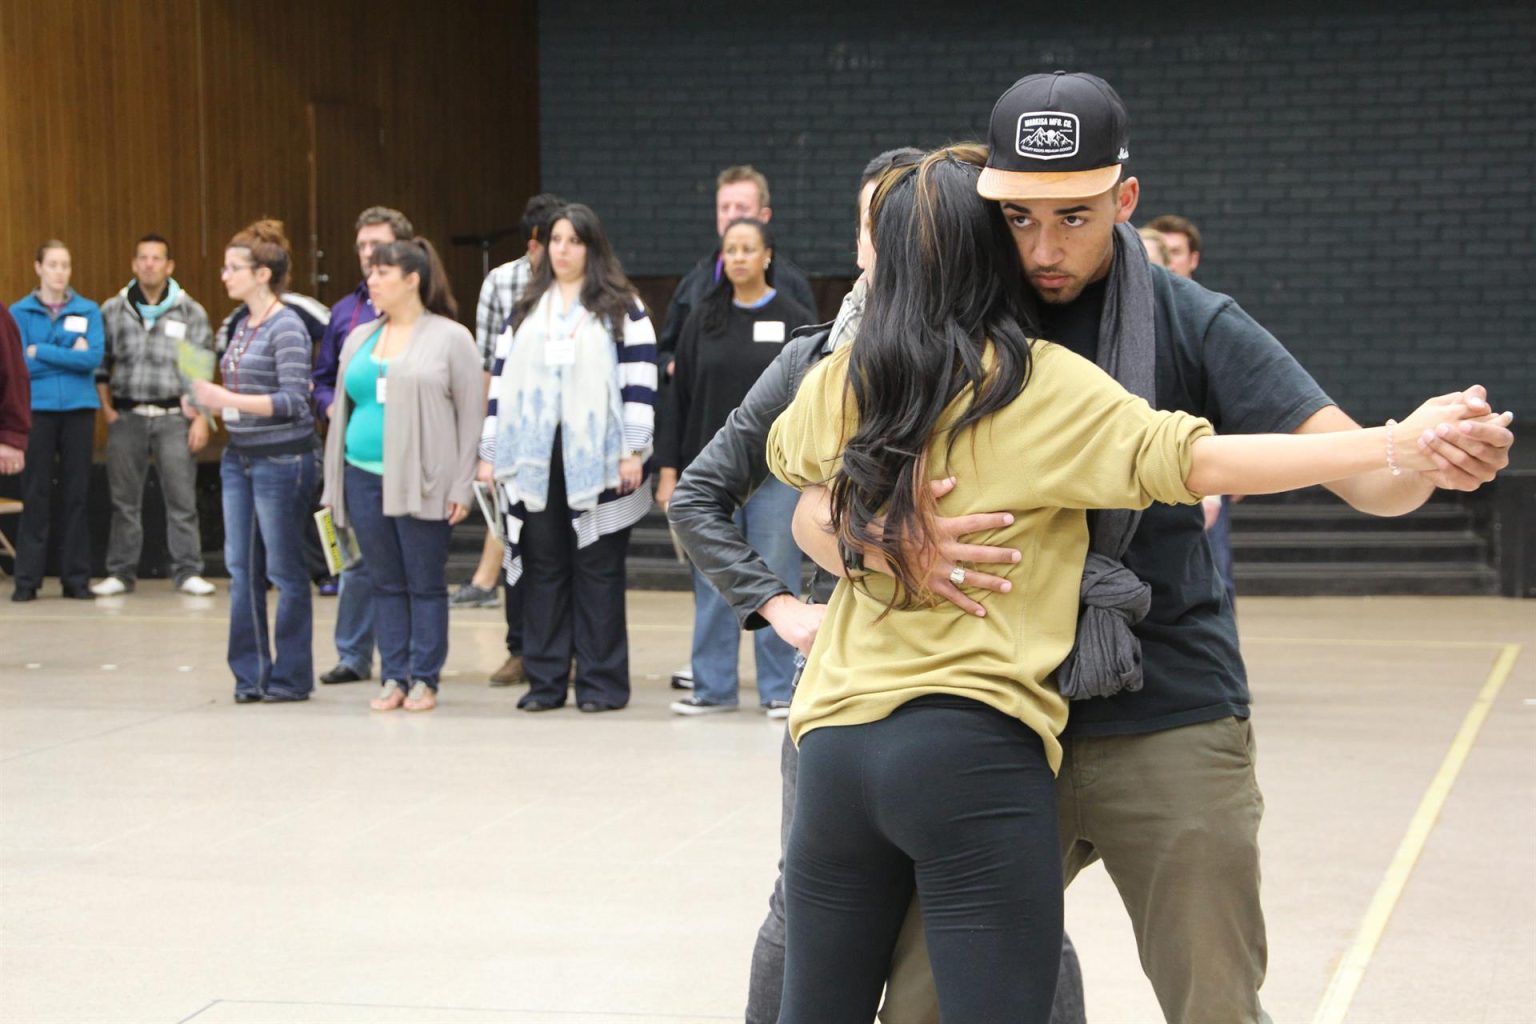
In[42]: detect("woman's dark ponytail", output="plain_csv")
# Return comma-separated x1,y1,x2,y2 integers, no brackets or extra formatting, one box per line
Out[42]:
371,238,457,318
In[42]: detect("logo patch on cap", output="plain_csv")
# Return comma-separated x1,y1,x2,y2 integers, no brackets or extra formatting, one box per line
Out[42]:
1015,112,1079,160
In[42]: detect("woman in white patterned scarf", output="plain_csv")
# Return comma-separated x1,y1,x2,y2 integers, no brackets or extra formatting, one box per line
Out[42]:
487,204,658,713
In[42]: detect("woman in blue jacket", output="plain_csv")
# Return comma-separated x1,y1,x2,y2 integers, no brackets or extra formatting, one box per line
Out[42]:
10,241,104,601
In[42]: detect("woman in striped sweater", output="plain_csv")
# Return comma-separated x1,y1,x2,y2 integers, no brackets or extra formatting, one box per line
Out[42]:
479,204,657,712
192,220,319,703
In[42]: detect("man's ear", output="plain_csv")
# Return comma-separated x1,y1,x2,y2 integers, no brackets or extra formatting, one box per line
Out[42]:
166,259,177,277
1187,249,1200,273
1114,177,1140,225
759,206,774,224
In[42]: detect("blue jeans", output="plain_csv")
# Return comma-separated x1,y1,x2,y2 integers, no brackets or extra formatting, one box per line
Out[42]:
689,477,801,706
344,465,452,687
221,447,319,699
333,560,375,674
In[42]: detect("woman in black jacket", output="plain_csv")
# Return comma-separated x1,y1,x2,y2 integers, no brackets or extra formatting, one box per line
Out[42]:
655,218,813,717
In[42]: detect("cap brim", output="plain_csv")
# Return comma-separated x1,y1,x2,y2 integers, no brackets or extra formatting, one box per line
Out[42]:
977,163,1124,202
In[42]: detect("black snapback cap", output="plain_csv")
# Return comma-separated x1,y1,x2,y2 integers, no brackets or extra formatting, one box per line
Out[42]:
978,71,1131,201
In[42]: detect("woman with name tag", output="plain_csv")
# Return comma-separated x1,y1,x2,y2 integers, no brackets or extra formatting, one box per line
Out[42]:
9,240,104,601
320,239,482,713
483,204,658,713
655,217,814,717
191,220,319,703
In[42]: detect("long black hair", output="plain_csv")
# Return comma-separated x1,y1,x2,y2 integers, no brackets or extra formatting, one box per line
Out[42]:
698,216,775,335
831,144,1037,611
510,203,637,335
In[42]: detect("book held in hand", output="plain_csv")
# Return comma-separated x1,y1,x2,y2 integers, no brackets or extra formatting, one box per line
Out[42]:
313,507,361,576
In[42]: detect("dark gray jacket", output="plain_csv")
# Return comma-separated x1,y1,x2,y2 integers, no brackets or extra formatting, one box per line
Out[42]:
667,323,838,629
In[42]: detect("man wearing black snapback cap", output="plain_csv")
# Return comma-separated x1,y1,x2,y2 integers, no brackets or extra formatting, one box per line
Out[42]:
868,71,1516,1024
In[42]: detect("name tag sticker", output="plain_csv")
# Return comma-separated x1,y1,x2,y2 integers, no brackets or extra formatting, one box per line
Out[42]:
376,377,388,404
753,321,786,343
64,315,88,334
545,335,576,366
165,321,188,339
224,408,240,423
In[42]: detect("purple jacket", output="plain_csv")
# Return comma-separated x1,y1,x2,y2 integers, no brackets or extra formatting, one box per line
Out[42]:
312,282,379,420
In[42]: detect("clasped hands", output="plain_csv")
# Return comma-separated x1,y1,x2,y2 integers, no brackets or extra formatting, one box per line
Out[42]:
1396,385,1513,489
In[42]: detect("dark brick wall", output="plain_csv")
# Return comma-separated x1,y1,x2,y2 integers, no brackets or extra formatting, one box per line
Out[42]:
539,1,1535,425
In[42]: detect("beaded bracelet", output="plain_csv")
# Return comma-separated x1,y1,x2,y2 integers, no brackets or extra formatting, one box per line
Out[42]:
1384,419,1402,476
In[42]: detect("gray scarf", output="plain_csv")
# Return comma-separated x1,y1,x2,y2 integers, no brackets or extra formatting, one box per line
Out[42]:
1055,222,1158,700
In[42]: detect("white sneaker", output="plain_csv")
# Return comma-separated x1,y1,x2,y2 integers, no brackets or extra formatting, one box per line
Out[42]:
764,701,792,720
90,576,131,597
177,575,217,596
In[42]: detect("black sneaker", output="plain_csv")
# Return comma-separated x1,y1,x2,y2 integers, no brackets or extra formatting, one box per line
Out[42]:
319,664,370,685
670,696,738,716
449,582,499,608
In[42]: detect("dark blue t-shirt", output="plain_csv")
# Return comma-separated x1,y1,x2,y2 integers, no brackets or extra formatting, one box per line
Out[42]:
1036,268,1333,736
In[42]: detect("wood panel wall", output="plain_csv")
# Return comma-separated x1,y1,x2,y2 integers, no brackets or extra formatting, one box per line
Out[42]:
0,0,539,325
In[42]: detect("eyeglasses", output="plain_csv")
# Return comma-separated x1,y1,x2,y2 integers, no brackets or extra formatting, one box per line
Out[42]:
220,263,256,276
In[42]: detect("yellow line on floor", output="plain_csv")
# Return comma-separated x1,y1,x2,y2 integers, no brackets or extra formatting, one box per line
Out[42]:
1311,642,1523,1024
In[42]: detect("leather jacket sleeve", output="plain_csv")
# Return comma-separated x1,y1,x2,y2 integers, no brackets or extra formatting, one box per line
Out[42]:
667,329,828,630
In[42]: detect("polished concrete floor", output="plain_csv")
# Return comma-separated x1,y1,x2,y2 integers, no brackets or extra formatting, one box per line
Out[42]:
1,587,1532,1023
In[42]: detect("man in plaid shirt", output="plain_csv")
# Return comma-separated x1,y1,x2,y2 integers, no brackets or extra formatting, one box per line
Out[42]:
92,235,216,597
459,193,566,686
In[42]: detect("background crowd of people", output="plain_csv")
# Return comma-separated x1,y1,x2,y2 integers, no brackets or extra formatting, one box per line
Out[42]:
0,170,820,715
0,164,1229,720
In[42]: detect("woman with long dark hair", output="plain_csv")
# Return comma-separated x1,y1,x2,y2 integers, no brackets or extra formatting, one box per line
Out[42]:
192,220,318,702
765,148,1485,1020
656,217,813,717
9,241,104,601
485,204,657,712
320,239,482,712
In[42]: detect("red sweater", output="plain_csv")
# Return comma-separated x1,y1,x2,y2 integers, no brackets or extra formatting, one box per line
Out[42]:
0,304,31,450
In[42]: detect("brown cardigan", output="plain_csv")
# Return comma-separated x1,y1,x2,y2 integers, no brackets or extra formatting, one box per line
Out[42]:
321,311,483,526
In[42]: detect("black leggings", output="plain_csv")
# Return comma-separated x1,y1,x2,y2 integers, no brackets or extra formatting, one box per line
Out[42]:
780,696,1063,1023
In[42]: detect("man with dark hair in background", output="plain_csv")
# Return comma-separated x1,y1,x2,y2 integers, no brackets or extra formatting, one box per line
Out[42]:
308,206,415,686
92,235,217,597
458,192,566,686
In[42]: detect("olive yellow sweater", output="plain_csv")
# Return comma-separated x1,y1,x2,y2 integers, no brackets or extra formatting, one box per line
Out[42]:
766,340,1213,772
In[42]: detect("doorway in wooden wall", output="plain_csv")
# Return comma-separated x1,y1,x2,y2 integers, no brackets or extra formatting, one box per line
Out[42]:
306,102,390,304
